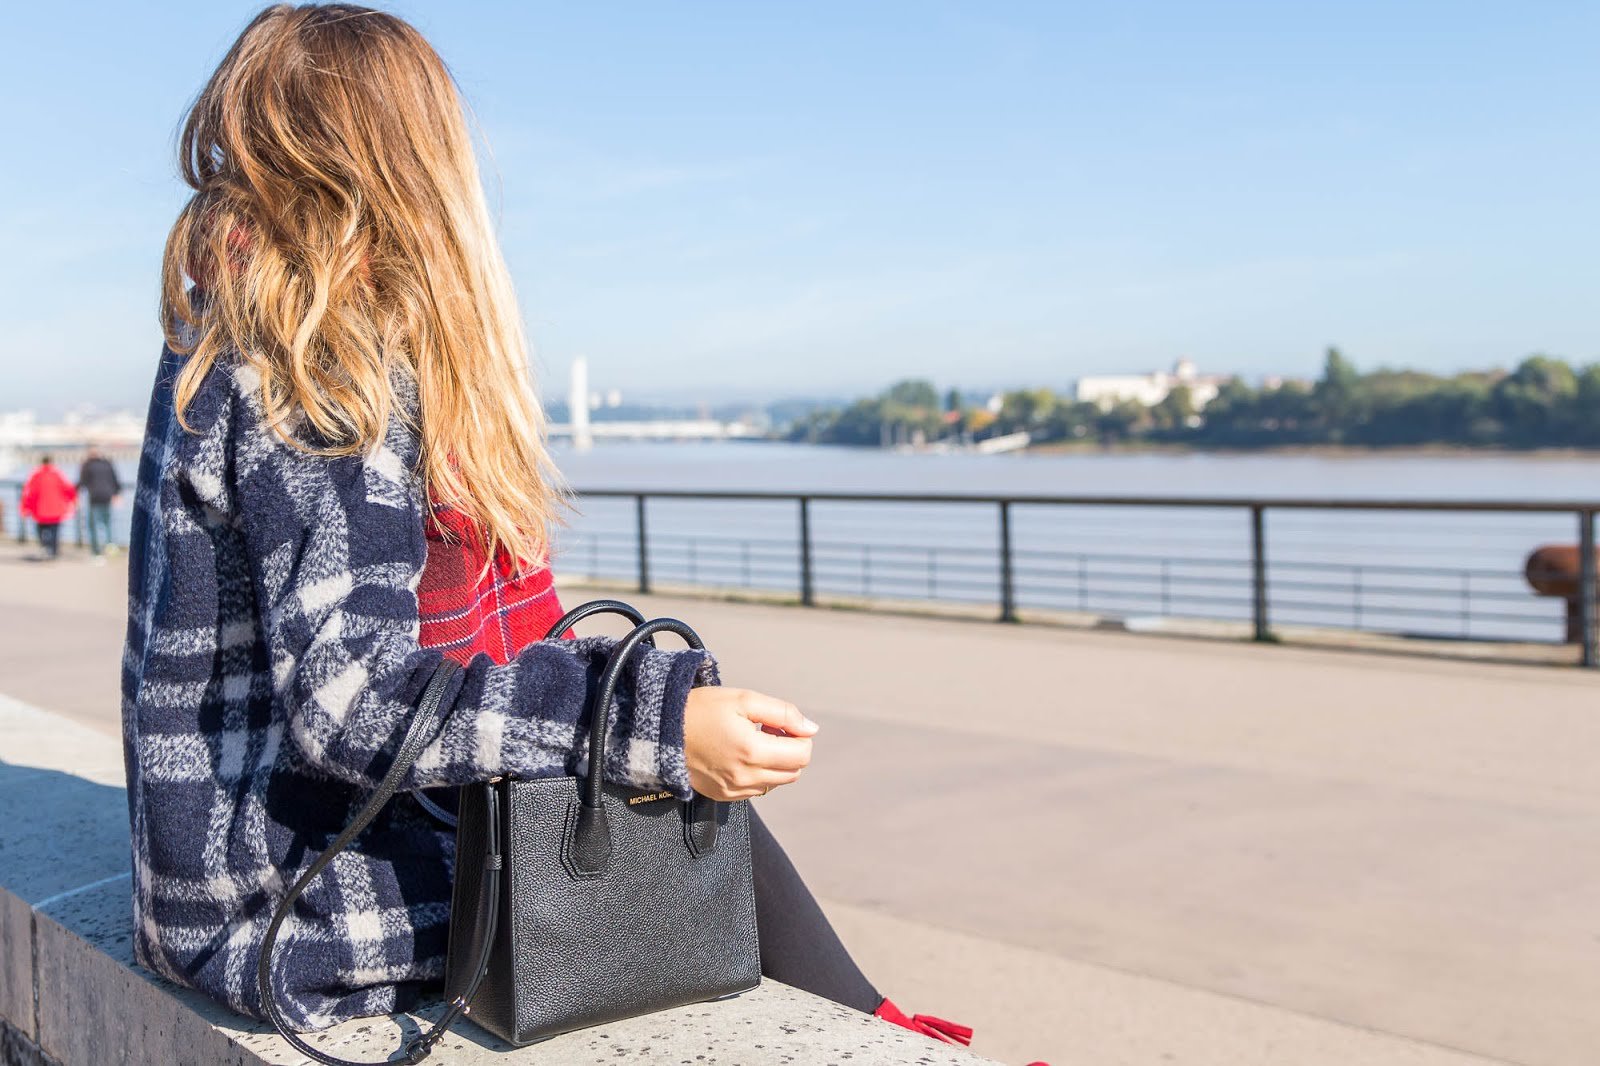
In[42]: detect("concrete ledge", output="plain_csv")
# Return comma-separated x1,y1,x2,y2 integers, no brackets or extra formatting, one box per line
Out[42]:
0,696,993,1066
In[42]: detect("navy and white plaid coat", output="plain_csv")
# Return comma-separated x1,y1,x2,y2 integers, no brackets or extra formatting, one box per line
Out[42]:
121,346,717,1030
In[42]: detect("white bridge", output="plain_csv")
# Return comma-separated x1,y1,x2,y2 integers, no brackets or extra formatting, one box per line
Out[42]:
548,419,755,442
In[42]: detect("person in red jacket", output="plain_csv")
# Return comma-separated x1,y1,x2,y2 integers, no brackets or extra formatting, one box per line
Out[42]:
20,455,77,559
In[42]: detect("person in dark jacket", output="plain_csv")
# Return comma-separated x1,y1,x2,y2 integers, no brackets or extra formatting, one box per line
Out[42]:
76,448,122,557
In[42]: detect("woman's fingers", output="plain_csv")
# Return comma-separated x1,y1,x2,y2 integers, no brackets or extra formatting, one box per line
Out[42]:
741,693,818,737
683,687,817,802
748,730,812,772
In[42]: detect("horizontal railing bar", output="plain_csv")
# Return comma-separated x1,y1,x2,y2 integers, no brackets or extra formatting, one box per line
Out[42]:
566,532,1549,580
1268,562,1520,580
1015,550,1247,568
1266,576,1519,596
579,534,1536,585
1012,571,1237,592
1038,592,1256,611
571,488,1600,514
614,540,1537,585
1270,600,1550,623
1009,573,1549,611
562,535,798,552
1041,514,1569,530
813,576,999,594
622,545,800,562
567,544,1559,583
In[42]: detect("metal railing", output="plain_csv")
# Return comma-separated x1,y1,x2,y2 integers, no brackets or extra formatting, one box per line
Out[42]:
9,475,1596,665
559,490,1600,667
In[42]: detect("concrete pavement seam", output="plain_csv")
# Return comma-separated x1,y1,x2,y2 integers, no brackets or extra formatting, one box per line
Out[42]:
31,873,130,913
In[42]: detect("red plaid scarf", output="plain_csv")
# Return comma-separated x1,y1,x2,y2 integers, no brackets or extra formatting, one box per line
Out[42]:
418,503,571,663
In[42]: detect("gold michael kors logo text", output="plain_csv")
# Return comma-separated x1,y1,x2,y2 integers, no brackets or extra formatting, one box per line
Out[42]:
627,791,673,806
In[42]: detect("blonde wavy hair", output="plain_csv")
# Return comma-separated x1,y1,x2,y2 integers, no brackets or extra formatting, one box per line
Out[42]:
162,3,567,570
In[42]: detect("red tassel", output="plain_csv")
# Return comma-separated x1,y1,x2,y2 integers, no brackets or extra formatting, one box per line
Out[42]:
911,1014,973,1046
873,999,974,1046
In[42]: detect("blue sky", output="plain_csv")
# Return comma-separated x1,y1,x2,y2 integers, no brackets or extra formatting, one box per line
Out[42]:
0,1,1595,413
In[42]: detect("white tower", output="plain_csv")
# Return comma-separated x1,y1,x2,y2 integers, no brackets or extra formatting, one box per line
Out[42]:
569,357,593,452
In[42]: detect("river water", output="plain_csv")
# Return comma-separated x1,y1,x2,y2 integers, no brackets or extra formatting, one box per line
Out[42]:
550,443,1600,645
555,441,1600,500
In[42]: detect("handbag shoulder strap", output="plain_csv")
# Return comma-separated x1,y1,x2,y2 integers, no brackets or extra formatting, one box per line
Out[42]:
256,658,473,1066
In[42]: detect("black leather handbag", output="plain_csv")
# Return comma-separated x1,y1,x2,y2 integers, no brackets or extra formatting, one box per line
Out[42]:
258,599,760,1065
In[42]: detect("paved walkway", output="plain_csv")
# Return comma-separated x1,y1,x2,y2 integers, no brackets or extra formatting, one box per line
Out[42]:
3,542,1597,1066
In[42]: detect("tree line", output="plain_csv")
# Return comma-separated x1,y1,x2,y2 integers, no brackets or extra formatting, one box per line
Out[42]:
786,350,1600,449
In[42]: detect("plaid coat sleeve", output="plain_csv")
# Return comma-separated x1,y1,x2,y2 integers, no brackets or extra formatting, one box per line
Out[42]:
186,358,716,799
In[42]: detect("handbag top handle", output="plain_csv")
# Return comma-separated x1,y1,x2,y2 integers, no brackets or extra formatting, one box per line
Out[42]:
584,615,704,809
566,616,707,876
545,597,648,639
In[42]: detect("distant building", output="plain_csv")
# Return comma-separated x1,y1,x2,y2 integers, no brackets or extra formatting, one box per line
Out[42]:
1075,358,1226,411
0,409,144,477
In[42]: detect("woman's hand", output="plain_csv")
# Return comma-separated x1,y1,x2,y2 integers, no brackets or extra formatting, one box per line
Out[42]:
683,687,818,801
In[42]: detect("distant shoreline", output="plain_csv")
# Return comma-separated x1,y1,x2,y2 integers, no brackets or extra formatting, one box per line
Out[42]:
1019,440,1600,460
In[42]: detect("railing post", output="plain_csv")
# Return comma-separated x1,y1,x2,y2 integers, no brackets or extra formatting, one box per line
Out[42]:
1580,509,1596,668
13,485,23,543
1250,504,1270,642
1352,567,1362,629
998,500,1016,623
798,497,814,606
635,494,650,594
